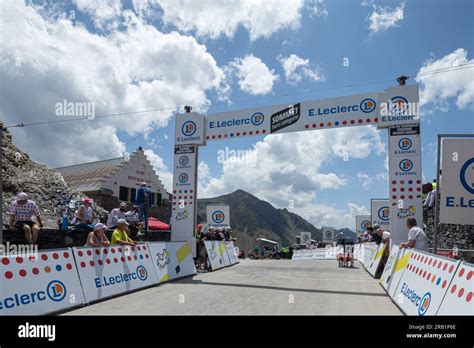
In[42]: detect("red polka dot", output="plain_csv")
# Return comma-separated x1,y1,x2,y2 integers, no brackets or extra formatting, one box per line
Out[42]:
392,188,397,192
350,120,355,124
449,265,454,273
374,118,378,122
118,248,122,253
132,246,135,252
77,251,83,257
443,263,447,271
305,124,309,129
428,258,432,266
366,118,371,123
400,180,405,185
87,250,92,256
143,246,147,251
16,256,23,264
421,256,424,263
106,259,111,264
98,260,103,266
19,269,26,277
53,253,59,260
442,280,447,288
451,284,457,294
342,121,347,125
2,258,10,265
392,195,397,199
438,262,442,269
320,123,324,127
63,252,69,258
236,133,240,136
467,292,473,303
32,268,39,275
66,263,72,270
427,272,431,280
103,249,108,254
400,187,405,192
358,119,363,123
206,136,209,140
458,288,464,298
459,268,465,277
262,130,266,133
137,246,141,251
256,130,260,134
89,261,94,267
111,248,116,253
121,257,125,262
392,180,396,184
242,132,246,136
29,255,37,262
95,249,100,255
134,255,137,260
433,260,437,267
467,271,473,281
5,271,13,279
145,254,149,259
212,135,215,139
114,258,118,263
400,195,405,199
80,262,86,268
128,256,132,262
423,270,427,278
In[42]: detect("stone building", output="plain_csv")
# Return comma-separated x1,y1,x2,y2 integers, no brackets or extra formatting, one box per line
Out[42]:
57,147,170,216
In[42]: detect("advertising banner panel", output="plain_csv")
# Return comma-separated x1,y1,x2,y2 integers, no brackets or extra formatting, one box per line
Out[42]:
207,205,230,228
371,199,390,230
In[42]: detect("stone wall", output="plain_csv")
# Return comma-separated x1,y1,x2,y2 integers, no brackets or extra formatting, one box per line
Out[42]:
1,228,171,250
424,206,474,261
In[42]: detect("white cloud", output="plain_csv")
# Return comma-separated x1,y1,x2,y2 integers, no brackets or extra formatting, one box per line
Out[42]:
0,0,228,167
416,48,474,113
144,149,172,190
226,55,278,95
198,126,384,228
296,202,369,229
357,172,374,190
307,0,328,17
278,54,325,85
73,0,122,30
148,0,305,41
367,2,404,34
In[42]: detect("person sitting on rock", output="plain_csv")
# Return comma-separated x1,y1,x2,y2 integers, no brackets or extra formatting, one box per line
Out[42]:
106,202,128,229
8,192,43,245
73,197,97,231
85,223,110,247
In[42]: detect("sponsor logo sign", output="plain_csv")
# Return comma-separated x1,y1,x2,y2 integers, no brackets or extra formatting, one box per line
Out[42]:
355,215,371,237
207,205,230,228
371,199,390,228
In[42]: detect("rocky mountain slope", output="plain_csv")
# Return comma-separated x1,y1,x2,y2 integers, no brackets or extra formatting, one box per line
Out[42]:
1,126,107,228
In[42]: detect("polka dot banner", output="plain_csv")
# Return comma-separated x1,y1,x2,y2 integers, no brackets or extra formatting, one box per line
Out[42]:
437,261,474,315
394,250,461,316
0,248,85,315
72,245,157,304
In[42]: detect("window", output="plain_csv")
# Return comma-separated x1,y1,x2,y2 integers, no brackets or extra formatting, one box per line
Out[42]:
157,193,162,205
151,193,156,206
130,188,136,203
119,186,128,202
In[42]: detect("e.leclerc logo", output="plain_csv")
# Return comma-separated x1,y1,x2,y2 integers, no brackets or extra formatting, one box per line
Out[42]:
209,112,265,129
212,210,225,223
398,159,416,175
179,155,189,166
361,220,370,231
94,266,148,288
446,157,474,209
389,96,409,116
400,282,431,316
182,121,196,136
378,207,390,221
0,280,67,311
178,173,189,184
308,98,377,116
399,138,412,150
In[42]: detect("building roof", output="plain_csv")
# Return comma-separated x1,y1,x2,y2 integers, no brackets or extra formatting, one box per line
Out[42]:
56,157,125,192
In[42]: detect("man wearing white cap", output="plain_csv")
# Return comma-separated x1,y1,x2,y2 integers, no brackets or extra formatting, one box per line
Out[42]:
106,202,128,229
8,192,43,245
111,219,136,246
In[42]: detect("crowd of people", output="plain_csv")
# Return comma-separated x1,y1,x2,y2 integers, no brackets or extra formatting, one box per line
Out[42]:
7,183,153,246
195,224,235,271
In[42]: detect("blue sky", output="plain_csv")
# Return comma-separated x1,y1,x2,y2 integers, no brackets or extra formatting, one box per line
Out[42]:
1,0,473,228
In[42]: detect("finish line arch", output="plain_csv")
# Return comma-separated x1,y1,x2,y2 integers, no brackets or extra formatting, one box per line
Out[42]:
171,83,422,256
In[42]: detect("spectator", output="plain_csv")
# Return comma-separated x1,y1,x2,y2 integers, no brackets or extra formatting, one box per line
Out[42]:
85,223,110,247
373,226,390,245
125,205,143,239
111,219,136,246
195,224,207,270
217,227,225,240
8,192,43,245
136,182,152,232
106,202,128,229
400,218,428,252
74,197,97,231
370,225,383,244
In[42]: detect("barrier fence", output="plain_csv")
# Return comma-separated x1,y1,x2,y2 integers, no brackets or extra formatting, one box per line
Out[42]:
291,246,343,260
203,240,239,271
353,242,473,316
0,241,198,315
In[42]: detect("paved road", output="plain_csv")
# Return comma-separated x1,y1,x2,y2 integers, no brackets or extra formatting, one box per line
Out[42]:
64,259,401,315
